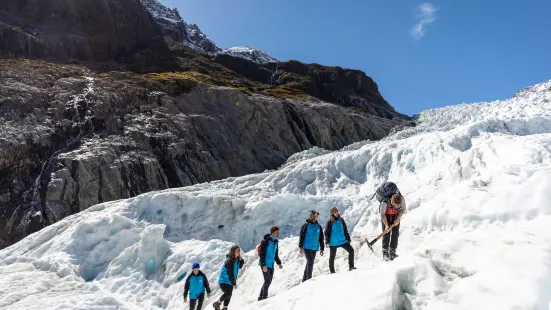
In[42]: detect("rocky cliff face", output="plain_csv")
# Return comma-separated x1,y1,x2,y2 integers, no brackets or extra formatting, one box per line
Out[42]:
0,0,159,61
0,0,412,249
139,0,221,55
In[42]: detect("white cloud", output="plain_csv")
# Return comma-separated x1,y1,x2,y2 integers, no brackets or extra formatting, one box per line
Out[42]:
411,3,437,40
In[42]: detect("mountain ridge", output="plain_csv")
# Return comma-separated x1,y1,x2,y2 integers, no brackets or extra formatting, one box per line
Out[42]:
139,0,278,64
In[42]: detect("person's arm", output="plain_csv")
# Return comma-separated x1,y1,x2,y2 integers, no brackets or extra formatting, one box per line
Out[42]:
226,259,237,285
259,239,268,267
380,202,389,228
342,218,351,242
395,210,405,225
298,223,307,249
318,224,325,252
183,274,191,298
324,220,332,245
275,243,282,266
202,272,211,294
238,256,245,268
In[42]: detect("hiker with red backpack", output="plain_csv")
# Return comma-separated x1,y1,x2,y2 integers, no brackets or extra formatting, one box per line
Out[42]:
325,207,356,273
257,226,283,301
375,182,406,261
298,210,324,282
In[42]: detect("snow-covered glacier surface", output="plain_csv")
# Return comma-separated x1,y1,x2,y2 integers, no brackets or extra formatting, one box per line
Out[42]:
1,81,551,310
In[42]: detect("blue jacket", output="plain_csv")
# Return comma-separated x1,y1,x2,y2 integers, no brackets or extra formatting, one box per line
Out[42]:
325,216,351,247
299,220,324,251
258,234,281,268
183,271,211,299
218,255,245,286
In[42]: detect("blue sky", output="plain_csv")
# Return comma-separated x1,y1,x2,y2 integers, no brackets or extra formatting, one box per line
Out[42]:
163,0,551,116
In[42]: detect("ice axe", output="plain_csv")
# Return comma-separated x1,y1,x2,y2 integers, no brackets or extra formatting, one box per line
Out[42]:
364,223,398,254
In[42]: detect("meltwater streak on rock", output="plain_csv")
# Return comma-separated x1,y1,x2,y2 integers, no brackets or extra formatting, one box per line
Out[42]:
4,77,96,242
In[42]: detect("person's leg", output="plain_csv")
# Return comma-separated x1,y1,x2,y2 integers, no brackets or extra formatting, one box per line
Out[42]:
221,285,233,307
303,250,316,281
216,284,233,308
341,242,355,269
382,215,391,258
329,246,337,273
189,298,197,310
308,250,317,279
389,220,400,259
259,267,274,299
302,252,309,282
196,293,204,310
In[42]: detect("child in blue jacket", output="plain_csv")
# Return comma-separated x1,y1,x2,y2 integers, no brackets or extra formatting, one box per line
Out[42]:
183,263,211,310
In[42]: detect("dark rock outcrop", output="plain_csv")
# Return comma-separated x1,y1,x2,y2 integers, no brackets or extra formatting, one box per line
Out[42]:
0,0,159,61
138,0,221,55
213,53,277,85
274,61,404,119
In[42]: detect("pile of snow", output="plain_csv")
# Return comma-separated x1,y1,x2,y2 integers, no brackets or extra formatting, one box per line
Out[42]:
221,46,279,64
2,80,551,310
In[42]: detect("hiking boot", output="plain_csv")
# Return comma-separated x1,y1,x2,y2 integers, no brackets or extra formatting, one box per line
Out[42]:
349,266,357,271
213,301,221,309
221,307,228,310
389,248,398,261
382,249,390,261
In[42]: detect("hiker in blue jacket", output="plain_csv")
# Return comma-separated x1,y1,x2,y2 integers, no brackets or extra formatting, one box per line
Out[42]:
258,226,283,301
183,263,211,310
298,210,324,282
213,245,245,310
325,206,356,273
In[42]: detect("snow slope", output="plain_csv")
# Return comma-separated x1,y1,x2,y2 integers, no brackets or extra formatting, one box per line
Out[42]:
2,81,551,310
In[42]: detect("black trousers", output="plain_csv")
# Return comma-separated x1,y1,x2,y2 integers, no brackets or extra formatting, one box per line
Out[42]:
219,284,233,307
302,249,317,281
259,267,274,298
382,214,400,253
189,293,204,310
329,242,354,273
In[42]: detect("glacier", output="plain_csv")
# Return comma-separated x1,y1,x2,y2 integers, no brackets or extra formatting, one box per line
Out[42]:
1,80,551,310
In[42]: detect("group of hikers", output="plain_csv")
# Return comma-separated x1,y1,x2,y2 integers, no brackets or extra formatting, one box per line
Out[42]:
182,182,405,310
